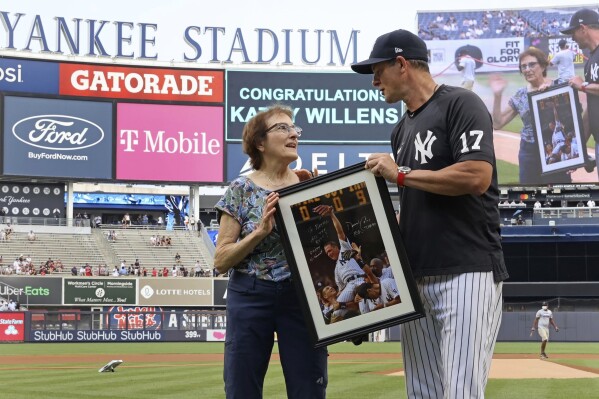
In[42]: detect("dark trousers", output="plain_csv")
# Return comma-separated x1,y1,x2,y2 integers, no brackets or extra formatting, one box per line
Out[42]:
224,270,328,399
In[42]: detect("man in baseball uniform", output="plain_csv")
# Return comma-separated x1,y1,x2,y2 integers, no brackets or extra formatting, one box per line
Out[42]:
531,302,559,359
313,204,366,305
353,29,508,398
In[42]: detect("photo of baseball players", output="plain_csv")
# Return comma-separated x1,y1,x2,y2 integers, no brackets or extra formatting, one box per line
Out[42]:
289,182,401,325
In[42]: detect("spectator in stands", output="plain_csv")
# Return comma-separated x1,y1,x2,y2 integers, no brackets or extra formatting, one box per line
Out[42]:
75,213,83,227
5,224,12,240
79,265,86,276
53,208,61,219
112,266,119,277
214,105,327,398
588,199,596,207
7,299,16,311
162,266,169,277
119,264,128,276
490,47,571,184
0,230,6,242
157,215,164,227
172,265,178,277
27,230,36,242
0,300,7,311
195,261,202,277
550,39,575,84
71,265,77,276
122,213,131,228
175,252,181,264
150,235,156,246
151,267,157,277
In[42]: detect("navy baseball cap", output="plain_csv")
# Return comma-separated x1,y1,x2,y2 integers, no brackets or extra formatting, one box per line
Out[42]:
351,29,428,74
561,8,599,34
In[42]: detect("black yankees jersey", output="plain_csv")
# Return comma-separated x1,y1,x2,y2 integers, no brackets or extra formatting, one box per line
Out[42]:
585,45,599,141
392,84,508,281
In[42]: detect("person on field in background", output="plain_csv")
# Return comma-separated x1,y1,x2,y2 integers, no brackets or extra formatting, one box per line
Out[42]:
531,301,559,359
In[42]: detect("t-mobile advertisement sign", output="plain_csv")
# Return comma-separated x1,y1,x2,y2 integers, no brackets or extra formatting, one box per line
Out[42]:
116,103,224,183
2,96,113,179
0,312,25,342
225,143,390,181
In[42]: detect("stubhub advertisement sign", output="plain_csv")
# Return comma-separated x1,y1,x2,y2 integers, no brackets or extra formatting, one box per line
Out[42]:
0,58,59,94
226,143,391,181
116,103,224,183
2,96,113,179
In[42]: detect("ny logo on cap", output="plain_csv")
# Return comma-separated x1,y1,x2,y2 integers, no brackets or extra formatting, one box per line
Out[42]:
395,47,403,53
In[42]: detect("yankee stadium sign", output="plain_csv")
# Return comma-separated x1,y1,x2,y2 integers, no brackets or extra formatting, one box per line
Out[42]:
0,9,360,66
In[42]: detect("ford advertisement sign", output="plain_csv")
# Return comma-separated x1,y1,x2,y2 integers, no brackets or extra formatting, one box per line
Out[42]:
2,96,113,179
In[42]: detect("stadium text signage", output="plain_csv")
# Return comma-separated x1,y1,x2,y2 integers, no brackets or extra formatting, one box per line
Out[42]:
138,278,212,306
30,329,164,342
59,64,224,102
0,58,58,94
63,278,136,305
0,276,62,305
226,71,397,144
0,312,25,342
0,10,359,66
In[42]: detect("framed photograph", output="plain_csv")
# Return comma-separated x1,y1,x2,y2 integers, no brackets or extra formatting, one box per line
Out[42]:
274,162,423,348
528,83,587,175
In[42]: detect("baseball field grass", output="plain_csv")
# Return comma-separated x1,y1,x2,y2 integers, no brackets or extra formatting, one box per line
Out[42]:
1,341,598,398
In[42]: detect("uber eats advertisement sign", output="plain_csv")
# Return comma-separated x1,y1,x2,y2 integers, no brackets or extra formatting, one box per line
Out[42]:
64,278,136,305
0,277,62,305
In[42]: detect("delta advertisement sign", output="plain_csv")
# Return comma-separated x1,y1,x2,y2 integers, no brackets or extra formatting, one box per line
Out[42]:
0,312,25,342
226,143,390,181
2,96,113,179
226,71,399,144
116,103,224,183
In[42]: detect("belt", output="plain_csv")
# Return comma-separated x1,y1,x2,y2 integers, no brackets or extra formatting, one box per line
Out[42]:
345,274,365,283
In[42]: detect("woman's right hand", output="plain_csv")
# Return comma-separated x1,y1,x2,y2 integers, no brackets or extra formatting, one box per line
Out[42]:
256,192,279,238
488,74,507,95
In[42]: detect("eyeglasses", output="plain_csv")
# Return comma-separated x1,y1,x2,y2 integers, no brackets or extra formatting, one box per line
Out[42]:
264,123,302,137
519,62,539,71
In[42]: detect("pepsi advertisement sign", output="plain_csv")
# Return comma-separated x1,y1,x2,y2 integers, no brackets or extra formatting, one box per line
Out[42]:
2,96,113,179
0,58,59,95
225,143,391,181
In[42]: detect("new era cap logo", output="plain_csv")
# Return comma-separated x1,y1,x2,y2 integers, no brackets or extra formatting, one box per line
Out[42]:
395,47,403,53
580,18,584,23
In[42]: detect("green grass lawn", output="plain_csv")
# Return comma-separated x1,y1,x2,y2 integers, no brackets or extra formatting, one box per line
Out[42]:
1,342,598,398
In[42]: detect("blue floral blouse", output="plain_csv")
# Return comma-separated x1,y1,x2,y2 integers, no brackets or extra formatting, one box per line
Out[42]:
508,87,536,144
214,176,290,281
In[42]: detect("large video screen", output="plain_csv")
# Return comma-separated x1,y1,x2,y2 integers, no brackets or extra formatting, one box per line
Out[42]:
418,6,597,186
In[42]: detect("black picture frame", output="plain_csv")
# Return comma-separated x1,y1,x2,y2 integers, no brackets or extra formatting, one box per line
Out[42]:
274,162,423,347
528,83,587,175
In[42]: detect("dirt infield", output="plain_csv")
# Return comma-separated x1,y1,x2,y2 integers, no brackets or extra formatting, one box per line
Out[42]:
4,353,599,379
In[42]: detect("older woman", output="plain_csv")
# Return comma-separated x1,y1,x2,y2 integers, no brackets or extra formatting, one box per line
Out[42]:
490,47,572,184
214,105,328,399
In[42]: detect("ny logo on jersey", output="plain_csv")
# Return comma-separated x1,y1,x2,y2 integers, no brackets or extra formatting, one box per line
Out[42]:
414,130,437,164
590,62,599,81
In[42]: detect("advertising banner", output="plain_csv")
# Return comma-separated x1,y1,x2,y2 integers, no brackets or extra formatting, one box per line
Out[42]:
0,57,59,94
206,329,226,342
426,37,525,75
28,329,164,342
105,306,162,330
226,143,391,181
213,279,228,307
0,276,62,305
116,103,224,183
0,183,64,220
63,278,136,305
59,63,224,103
0,312,25,342
138,278,212,306
226,71,398,144
2,96,113,179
